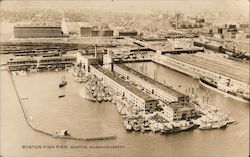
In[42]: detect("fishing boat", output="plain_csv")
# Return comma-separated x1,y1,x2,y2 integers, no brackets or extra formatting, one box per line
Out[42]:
199,121,227,130
97,95,103,102
103,96,108,102
59,76,67,88
107,96,112,102
123,118,132,131
93,91,97,98
131,120,141,131
179,121,197,132
161,125,171,134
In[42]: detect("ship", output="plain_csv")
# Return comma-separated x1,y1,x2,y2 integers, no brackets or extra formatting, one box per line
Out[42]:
199,77,249,103
59,75,67,88
162,121,196,134
199,77,217,88
199,121,227,130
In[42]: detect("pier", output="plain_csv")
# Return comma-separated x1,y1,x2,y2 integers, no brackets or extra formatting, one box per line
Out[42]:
7,55,76,71
153,53,249,96
113,63,186,102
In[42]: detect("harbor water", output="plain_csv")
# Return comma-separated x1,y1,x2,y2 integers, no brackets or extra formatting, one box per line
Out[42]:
1,61,249,157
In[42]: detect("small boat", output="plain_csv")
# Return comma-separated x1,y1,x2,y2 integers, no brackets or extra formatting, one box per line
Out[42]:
165,125,182,134
53,129,71,137
199,121,227,130
140,127,145,133
20,96,29,100
107,96,112,102
59,76,67,88
180,121,197,132
131,120,141,131
58,95,65,98
93,91,97,98
123,118,132,131
161,126,171,134
97,95,103,102
103,96,108,102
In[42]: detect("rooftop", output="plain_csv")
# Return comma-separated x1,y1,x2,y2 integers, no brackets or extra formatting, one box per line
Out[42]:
116,64,184,98
166,101,194,111
94,66,156,102
168,53,249,83
15,21,61,27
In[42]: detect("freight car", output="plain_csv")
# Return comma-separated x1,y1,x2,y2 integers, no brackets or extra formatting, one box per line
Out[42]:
193,41,225,53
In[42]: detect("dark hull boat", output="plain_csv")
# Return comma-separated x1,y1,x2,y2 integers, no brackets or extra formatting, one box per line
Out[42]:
59,75,67,88
58,95,65,98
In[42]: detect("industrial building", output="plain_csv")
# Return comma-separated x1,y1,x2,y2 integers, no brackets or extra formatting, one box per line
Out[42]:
14,23,65,38
160,101,196,121
90,65,158,112
80,25,113,37
7,55,76,71
118,30,138,37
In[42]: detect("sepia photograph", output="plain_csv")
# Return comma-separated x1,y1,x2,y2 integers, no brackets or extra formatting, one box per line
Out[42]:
0,0,249,157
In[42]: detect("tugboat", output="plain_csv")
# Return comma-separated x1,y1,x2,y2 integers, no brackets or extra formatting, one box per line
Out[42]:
59,75,67,88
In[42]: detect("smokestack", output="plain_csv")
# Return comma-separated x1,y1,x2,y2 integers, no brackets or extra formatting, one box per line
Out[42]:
176,14,178,29
95,44,97,58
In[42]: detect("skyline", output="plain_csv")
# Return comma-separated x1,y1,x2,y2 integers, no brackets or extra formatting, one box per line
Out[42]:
1,0,249,16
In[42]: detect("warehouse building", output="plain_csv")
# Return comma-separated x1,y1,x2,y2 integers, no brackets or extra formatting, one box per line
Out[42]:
14,23,65,38
80,25,113,37
160,101,196,121
90,65,158,112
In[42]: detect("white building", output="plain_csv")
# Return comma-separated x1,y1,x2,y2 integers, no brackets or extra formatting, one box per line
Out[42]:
90,65,158,112
160,102,196,121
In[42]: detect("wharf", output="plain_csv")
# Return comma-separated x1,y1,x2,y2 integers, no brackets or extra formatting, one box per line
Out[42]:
114,59,151,64
116,64,185,99
92,65,156,102
168,53,249,84
7,55,76,71
161,48,204,55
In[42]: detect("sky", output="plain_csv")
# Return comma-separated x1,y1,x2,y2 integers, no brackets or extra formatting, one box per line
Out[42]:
0,0,249,15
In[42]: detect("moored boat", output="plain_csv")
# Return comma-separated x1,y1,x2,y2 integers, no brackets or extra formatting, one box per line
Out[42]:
59,75,67,88
123,118,132,131
58,95,65,98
